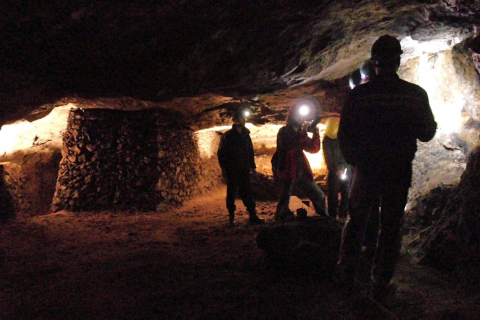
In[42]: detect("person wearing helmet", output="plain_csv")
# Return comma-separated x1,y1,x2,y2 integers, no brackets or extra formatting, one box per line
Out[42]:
349,59,376,90
274,104,328,221
349,69,362,90
359,59,376,84
322,117,351,220
337,34,437,304
347,58,380,285
217,109,264,226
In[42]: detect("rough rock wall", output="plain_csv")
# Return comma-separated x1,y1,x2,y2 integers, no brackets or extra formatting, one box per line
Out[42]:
0,165,15,220
52,109,222,212
408,146,480,278
400,43,480,203
1,150,61,216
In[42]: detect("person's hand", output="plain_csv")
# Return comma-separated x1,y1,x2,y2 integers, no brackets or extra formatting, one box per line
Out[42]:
301,121,311,132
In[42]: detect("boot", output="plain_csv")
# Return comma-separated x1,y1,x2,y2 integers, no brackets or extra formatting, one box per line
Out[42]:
228,211,235,226
248,210,265,225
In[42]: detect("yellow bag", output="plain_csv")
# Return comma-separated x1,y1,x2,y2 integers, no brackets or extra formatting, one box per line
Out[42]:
324,117,339,139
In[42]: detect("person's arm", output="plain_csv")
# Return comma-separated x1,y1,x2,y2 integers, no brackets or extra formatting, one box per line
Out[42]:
247,135,256,170
300,127,320,154
338,92,359,166
217,133,228,168
416,89,437,142
276,127,288,172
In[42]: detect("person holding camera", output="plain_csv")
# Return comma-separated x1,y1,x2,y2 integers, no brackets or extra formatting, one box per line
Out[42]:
273,104,328,221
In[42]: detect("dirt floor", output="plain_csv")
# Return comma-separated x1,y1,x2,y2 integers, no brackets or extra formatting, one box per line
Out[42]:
1,186,480,320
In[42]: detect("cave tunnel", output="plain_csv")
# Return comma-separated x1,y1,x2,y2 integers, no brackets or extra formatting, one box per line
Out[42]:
1,1,480,318
1,33,478,216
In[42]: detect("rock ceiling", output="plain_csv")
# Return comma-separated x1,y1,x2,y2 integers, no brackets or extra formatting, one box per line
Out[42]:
1,0,479,129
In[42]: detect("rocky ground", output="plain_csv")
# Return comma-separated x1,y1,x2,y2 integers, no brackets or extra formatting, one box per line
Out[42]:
1,186,480,320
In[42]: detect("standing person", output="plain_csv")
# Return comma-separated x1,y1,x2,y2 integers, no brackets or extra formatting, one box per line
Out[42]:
336,35,437,303
274,104,328,221
322,117,351,220
348,60,380,283
217,109,264,226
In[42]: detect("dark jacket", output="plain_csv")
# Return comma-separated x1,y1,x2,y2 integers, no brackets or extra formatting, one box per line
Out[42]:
323,136,349,174
217,124,256,173
338,73,437,174
275,125,320,181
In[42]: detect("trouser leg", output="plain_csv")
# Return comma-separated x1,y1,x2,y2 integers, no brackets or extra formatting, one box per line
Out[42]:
362,199,380,265
297,177,327,216
225,173,238,214
337,169,379,284
357,198,380,282
237,172,256,213
339,178,350,218
275,178,293,219
372,184,408,288
327,171,339,217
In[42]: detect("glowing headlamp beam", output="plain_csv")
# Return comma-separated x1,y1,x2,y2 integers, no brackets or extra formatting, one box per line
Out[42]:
298,105,310,116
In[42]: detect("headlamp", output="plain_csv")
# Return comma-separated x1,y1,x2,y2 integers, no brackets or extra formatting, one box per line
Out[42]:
298,105,310,117
233,107,252,120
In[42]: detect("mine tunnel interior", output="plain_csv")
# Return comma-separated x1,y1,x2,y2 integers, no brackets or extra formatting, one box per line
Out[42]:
1,32,479,217
2,1,480,317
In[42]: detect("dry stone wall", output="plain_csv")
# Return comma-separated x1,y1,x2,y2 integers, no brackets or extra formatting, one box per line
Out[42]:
52,108,223,212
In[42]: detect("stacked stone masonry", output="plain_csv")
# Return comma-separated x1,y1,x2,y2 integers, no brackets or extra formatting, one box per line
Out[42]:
52,108,222,212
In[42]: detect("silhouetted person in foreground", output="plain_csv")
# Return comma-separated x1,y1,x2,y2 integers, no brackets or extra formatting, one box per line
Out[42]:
348,59,380,284
273,104,328,221
217,109,264,226
322,117,351,220
337,35,437,304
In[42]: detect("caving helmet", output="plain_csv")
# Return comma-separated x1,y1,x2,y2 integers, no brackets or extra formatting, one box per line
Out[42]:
233,107,252,120
371,35,403,66
360,59,376,81
349,69,362,89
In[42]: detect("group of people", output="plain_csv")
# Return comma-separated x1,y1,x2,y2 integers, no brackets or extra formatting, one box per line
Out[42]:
217,35,437,305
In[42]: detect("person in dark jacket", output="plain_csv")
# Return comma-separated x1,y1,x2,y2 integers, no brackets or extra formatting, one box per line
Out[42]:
322,117,351,220
217,110,264,226
274,105,328,221
337,35,437,304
